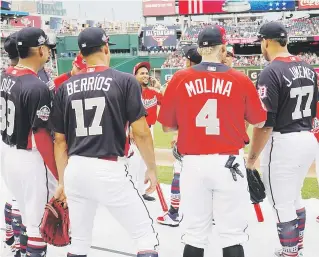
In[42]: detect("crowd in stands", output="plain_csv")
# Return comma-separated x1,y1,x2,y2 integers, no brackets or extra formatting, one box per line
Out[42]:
161,51,319,68
182,17,319,42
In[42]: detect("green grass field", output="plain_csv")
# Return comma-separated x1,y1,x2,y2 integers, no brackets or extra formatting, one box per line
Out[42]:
157,166,319,199
154,122,253,153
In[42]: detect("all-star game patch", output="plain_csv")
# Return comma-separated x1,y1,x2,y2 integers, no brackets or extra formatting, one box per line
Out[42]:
37,105,50,121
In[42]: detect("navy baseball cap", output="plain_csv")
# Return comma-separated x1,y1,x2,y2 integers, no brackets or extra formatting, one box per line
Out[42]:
198,25,227,47
181,45,202,64
17,27,53,49
256,22,288,42
4,32,19,59
78,27,115,51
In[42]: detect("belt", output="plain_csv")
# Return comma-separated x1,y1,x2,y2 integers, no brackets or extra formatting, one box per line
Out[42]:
98,156,118,162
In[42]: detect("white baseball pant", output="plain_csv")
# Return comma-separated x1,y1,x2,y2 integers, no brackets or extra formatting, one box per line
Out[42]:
64,155,159,255
179,150,250,249
260,131,317,223
128,126,154,195
0,144,57,239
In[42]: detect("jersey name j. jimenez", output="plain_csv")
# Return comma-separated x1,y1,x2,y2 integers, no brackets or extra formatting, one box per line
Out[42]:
66,75,113,96
285,65,316,85
185,77,232,98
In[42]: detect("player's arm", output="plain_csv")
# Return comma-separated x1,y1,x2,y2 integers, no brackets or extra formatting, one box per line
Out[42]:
49,87,68,202
28,82,58,180
127,76,157,194
158,73,179,132
246,68,280,169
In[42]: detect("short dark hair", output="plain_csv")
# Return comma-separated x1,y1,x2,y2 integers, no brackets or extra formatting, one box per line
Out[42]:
273,38,288,47
80,45,103,57
18,47,32,59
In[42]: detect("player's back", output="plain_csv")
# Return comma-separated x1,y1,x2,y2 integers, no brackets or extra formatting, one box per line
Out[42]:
172,62,265,155
257,56,318,133
52,66,145,158
0,67,50,149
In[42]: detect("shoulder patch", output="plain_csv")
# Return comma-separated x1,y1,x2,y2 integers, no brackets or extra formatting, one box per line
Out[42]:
257,85,267,99
37,105,50,121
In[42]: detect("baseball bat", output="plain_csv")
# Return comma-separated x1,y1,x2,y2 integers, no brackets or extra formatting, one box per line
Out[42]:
156,183,168,212
253,203,264,222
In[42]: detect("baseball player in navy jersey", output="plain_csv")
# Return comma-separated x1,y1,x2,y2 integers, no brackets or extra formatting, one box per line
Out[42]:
158,26,267,257
50,27,159,257
0,27,58,257
157,45,202,227
246,22,318,257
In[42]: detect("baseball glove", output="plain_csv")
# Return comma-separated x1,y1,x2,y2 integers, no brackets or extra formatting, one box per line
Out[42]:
39,197,71,247
246,168,266,204
172,143,183,162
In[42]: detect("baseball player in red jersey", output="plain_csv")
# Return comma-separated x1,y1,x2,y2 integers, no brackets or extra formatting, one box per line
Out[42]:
248,22,318,257
54,54,86,91
158,25,267,257
157,45,202,227
0,27,58,257
129,62,163,201
51,27,159,257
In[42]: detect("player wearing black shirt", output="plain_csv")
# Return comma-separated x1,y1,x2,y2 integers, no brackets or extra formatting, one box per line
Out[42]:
50,27,159,257
0,27,58,257
246,22,318,257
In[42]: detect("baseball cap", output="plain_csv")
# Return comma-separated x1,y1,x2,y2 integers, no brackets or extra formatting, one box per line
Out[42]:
133,62,151,75
181,45,202,64
255,22,288,42
198,25,227,47
4,32,19,59
226,45,234,57
16,27,53,49
73,54,86,70
78,27,115,51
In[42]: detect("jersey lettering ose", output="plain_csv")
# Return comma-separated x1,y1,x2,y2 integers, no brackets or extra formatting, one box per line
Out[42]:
0,67,52,149
50,66,146,158
142,87,162,126
158,62,266,155
257,56,318,133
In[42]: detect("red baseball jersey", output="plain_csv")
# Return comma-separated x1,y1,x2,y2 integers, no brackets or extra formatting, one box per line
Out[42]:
53,72,71,91
158,63,267,155
142,87,162,126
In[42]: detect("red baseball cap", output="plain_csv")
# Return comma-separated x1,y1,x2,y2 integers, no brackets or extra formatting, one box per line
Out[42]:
133,62,150,75
73,54,87,70
198,25,227,47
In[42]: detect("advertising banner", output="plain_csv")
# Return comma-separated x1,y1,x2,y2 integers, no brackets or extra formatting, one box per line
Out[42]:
247,69,262,83
143,24,177,47
179,0,295,15
298,0,319,10
143,0,176,16
10,15,41,28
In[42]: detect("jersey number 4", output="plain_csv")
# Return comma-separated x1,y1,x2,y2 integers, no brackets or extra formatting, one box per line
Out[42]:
72,97,105,137
290,86,314,120
0,97,15,136
196,99,220,135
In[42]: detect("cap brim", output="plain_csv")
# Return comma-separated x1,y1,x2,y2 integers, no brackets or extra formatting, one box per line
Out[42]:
134,62,151,74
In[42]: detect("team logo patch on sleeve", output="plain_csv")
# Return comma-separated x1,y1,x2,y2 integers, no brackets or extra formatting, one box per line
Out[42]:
257,85,267,99
37,105,50,121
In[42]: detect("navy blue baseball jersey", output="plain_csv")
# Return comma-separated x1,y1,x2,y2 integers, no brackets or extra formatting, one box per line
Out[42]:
0,67,52,148
50,66,146,158
257,56,318,133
